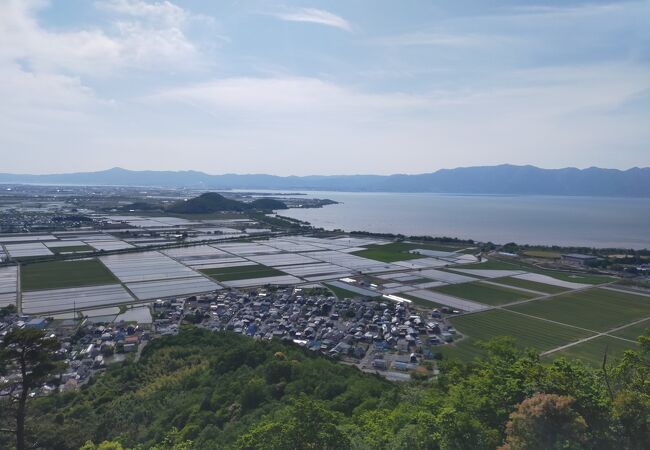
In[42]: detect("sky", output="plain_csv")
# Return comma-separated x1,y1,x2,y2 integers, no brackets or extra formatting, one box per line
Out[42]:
0,0,649,176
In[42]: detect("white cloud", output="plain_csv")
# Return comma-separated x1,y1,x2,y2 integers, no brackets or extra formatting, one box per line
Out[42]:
0,64,100,152
149,76,426,121
269,8,352,31
508,3,630,18
0,0,206,164
0,1,647,174
151,63,649,121
370,31,509,47
137,64,649,174
97,0,188,26
0,0,201,76
4,64,649,174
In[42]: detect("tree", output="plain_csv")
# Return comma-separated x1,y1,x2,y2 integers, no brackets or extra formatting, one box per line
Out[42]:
500,393,588,450
436,407,499,450
0,328,60,450
612,333,650,395
235,396,350,450
611,332,650,449
612,391,650,450
0,304,17,318
81,428,195,450
80,442,126,450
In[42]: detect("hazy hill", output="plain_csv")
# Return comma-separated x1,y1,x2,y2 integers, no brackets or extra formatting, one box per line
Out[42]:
1,165,649,197
167,192,287,213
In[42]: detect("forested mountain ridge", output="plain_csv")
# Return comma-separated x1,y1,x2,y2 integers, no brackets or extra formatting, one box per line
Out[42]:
14,327,650,450
2,165,649,196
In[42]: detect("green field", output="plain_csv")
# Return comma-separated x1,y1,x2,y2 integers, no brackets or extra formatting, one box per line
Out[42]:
352,241,468,263
396,241,465,252
610,320,650,341
435,339,487,362
507,288,650,332
439,309,595,362
453,257,615,285
352,243,426,262
323,283,365,300
50,245,95,254
21,259,118,291
199,264,285,281
544,336,638,368
430,281,537,306
405,277,435,284
492,276,568,294
531,270,614,285
452,259,525,271
523,250,561,259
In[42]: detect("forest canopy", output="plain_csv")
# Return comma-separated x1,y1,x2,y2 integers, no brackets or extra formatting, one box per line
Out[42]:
7,327,650,450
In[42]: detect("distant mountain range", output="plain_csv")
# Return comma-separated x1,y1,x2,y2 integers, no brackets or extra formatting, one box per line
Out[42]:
1,165,649,197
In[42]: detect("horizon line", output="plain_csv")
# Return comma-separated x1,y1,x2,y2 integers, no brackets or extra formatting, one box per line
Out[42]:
1,163,649,178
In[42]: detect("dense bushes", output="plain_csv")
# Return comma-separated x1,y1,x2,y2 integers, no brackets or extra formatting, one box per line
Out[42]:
19,328,650,450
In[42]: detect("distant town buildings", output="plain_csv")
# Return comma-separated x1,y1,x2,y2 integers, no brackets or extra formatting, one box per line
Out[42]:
561,253,599,266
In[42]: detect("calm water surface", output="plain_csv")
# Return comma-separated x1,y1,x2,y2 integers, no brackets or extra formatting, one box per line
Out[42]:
275,192,650,249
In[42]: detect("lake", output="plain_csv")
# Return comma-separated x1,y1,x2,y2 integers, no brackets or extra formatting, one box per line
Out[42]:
276,192,650,249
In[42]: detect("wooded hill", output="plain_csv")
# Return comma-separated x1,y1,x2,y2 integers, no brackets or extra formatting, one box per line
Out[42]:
166,193,288,214
16,327,650,450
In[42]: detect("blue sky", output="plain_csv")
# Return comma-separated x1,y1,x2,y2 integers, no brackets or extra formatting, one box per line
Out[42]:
1,0,648,175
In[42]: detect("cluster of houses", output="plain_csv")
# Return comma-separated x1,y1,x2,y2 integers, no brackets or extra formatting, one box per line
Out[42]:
1,285,458,396
0,309,148,393
59,320,150,391
152,287,456,373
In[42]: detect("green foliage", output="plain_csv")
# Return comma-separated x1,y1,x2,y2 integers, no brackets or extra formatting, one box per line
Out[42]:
235,396,349,450
15,328,650,450
27,328,393,450
0,303,17,318
1,328,61,450
80,428,194,450
501,394,588,450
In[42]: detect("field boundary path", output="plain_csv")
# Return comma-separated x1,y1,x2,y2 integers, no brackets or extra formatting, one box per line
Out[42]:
540,316,650,357
504,308,601,335
457,282,617,318
450,280,648,361
480,280,546,296
601,286,650,298
16,263,22,314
